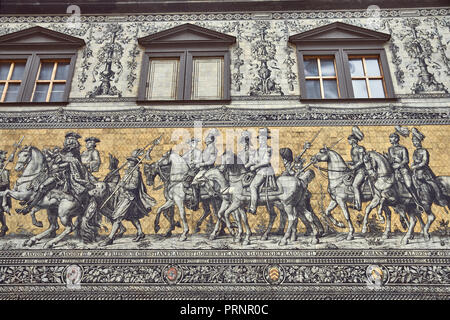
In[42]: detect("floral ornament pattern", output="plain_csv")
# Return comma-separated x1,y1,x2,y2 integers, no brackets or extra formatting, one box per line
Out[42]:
399,18,448,94
246,21,284,96
87,24,126,98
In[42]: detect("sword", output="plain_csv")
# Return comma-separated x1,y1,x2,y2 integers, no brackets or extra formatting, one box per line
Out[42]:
0,136,24,176
100,135,162,209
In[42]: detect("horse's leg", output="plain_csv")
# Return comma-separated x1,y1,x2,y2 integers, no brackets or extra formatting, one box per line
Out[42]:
324,199,345,228
24,209,59,247
362,196,380,234
401,212,417,245
163,207,178,238
0,212,7,237
336,197,354,240
222,201,239,238
274,202,287,236
209,199,229,240
291,216,299,242
231,209,242,243
296,208,312,237
261,203,277,241
154,206,162,234
382,206,391,240
422,206,435,242
302,207,321,245
28,207,44,228
238,207,251,245
174,194,189,241
195,199,210,234
43,200,78,249
279,204,295,246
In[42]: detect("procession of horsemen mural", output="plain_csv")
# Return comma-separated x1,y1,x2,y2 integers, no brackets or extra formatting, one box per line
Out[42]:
0,124,448,248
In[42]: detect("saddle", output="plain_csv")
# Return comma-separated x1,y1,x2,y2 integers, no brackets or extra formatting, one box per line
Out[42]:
242,173,281,196
339,177,373,198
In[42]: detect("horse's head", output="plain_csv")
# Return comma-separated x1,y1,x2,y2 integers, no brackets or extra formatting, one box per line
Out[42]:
15,146,33,172
311,146,330,163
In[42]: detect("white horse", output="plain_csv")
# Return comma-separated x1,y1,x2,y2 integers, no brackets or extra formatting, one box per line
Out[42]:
0,146,94,248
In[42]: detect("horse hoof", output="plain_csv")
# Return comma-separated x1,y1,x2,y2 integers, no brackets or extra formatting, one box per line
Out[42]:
278,240,287,246
33,221,43,228
346,234,354,241
209,235,216,241
194,227,201,234
260,235,268,241
43,242,54,249
242,239,250,245
382,234,389,240
424,234,431,242
164,231,173,238
179,235,187,241
401,237,409,245
154,225,160,233
310,237,319,245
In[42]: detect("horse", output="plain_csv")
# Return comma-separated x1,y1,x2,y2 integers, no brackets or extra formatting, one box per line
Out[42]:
0,146,97,248
364,151,450,244
144,160,222,237
311,147,395,241
198,150,320,246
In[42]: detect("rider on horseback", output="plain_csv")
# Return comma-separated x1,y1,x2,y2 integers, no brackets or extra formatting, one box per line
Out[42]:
0,150,11,236
182,137,202,210
17,132,94,215
387,127,421,207
347,126,367,211
411,128,448,207
246,128,275,215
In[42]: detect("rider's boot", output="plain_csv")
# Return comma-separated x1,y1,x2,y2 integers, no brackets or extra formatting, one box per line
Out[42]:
353,188,362,211
407,185,424,210
191,186,200,211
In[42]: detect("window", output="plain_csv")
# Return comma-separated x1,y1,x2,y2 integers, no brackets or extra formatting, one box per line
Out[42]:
0,26,85,104
32,60,70,102
0,60,26,102
138,24,235,102
289,22,395,100
302,56,340,99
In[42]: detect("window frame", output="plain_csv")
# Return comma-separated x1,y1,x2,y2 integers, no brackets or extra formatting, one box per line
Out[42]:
0,27,85,105
289,22,396,101
137,24,235,104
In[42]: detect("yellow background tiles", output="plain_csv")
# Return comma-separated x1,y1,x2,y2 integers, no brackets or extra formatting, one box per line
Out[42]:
0,125,448,235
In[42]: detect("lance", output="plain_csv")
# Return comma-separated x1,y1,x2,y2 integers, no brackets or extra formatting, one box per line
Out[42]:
100,135,162,209
0,136,24,177
329,136,344,149
296,129,322,161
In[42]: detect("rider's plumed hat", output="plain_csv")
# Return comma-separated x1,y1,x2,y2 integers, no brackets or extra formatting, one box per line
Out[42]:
126,149,142,163
85,136,100,143
257,127,271,139
65,132,82,140
349,126,364,141
205,128,220,142
239,130,253,145
412,128,425,141
394,126,410,138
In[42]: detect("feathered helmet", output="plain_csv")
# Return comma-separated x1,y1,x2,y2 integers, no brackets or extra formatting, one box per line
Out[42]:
394,126,410,137
412,128,425,142
348,126,364,142
205,128,220,142
127,149,142,163
239,130,253,145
